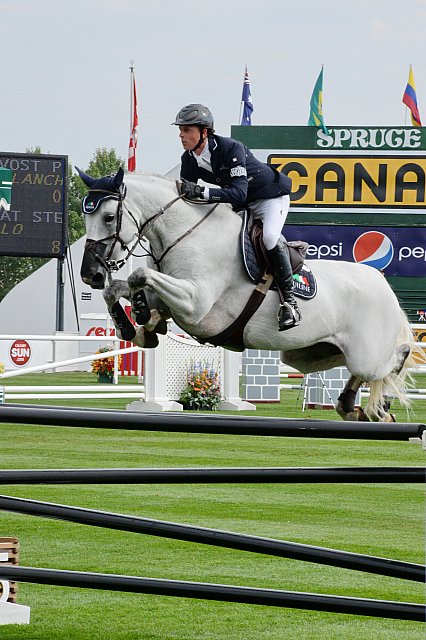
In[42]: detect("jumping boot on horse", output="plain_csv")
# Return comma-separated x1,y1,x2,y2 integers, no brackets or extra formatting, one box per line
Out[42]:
266,239,301,331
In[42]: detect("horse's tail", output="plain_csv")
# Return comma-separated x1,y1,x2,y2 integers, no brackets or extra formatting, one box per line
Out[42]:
365,309,425,419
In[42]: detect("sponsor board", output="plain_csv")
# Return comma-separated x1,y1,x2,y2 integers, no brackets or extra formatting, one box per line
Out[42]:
9,340,31,366
269,154,426,210
285,226,426,277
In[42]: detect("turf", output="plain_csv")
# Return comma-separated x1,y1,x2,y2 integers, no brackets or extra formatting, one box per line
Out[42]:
0,372,424,639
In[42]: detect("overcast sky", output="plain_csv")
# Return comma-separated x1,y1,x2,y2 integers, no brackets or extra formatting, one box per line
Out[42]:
2,0,426,175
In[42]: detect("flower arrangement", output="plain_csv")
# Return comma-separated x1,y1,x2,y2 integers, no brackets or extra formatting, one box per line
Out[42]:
179,360,221,410
91,347,122,380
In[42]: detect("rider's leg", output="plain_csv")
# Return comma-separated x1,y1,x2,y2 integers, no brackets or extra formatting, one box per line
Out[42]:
266,239,301,330
250,195,301,331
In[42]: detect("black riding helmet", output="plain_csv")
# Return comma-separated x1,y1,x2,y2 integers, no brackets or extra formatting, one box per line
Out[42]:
172,104,214,130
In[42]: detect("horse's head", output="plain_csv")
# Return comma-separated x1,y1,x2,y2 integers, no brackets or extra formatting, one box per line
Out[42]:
78,167,135,289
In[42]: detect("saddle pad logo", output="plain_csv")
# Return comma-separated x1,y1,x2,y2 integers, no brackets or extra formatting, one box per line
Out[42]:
293,265,317,299
353,231,394,270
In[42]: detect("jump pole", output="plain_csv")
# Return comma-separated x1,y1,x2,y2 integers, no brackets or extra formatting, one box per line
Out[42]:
0,566,423,622
0,467,424,484
0,495,423,582
0,404,424,441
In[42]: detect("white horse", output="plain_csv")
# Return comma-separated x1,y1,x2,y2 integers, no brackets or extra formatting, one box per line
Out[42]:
79,168,421,422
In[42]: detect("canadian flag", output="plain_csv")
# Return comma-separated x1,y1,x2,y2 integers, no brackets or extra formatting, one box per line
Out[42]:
128,68,138,172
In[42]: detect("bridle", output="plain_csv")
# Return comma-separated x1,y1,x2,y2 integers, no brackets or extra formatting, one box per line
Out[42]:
84,183,218,278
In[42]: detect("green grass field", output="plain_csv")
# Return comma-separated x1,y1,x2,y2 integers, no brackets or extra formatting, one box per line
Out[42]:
0,372,425,639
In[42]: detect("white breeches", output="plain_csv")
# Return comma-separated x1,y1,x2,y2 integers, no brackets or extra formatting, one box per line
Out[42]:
249,195,290,250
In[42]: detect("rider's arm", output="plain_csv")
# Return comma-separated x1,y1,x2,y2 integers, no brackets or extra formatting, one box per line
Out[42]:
205,139,248,205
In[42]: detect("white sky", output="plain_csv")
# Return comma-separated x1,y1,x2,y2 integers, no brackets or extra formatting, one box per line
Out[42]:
2,0,426,174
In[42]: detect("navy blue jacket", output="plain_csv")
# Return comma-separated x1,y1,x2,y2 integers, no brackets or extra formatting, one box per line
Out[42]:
180,134,291,205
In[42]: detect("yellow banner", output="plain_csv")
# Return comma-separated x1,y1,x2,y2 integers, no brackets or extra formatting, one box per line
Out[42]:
268,154,426,207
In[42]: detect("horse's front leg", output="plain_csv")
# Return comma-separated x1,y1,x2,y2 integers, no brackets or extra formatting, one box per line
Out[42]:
103,280,159,348
128,267,206,324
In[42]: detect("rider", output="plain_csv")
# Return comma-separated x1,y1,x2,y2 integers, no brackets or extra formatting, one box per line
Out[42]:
172,103,301,331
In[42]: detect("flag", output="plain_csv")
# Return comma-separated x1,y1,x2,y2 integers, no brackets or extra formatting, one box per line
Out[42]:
308,67,329,135
402,65,422,127
0,168,13,211
240,66,253,126
128,67,138,172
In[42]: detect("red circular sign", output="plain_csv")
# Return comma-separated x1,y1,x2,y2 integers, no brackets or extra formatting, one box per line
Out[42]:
9,340,31,366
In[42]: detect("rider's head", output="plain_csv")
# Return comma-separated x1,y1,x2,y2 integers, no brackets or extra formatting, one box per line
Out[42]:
172,104,214,153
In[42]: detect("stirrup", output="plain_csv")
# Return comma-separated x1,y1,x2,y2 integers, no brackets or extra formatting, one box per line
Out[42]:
278,302,301,331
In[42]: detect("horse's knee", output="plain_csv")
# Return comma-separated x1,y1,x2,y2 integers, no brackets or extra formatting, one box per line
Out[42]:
103,280,130,305
128,268,148,290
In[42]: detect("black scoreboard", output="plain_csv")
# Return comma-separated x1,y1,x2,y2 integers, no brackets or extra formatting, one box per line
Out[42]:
0,152,68,258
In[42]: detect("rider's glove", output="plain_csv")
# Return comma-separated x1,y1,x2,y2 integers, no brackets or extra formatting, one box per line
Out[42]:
180,180,205,200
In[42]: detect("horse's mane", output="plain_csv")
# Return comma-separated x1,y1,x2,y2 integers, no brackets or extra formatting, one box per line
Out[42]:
124,170,234,212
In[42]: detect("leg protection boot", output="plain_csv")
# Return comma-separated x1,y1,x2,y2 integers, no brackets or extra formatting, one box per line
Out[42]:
266,239,301,331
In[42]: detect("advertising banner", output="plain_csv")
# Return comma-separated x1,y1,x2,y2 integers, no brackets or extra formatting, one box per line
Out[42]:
285,225,426,277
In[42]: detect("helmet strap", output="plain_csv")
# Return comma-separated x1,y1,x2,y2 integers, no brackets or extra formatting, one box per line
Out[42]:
191,128,208,153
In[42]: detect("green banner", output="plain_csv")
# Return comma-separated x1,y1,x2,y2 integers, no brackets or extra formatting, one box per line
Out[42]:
0,167,13,211
231,125,426,151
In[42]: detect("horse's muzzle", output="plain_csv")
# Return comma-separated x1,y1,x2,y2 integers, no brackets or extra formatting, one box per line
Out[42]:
81,239,108,289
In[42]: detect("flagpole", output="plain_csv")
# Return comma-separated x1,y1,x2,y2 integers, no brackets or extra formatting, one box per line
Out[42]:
239,66,246,124
129,60,134,140
128,60,135,278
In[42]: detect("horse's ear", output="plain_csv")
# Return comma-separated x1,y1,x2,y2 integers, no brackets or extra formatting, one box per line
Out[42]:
75,166,96,188
113,167,124,191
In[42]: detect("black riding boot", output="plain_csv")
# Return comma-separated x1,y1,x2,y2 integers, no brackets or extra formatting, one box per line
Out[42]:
266,239,301,331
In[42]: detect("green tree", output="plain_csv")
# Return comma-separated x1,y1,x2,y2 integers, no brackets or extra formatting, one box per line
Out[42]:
0,147,124,301
68,147,124,244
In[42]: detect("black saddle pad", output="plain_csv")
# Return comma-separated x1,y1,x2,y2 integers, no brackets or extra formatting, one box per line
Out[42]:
240,211,317,300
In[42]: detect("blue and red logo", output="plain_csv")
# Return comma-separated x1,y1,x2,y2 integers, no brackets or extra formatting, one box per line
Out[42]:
353,231,394,270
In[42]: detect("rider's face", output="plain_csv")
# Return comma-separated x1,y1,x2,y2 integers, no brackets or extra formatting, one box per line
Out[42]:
178,125,207,152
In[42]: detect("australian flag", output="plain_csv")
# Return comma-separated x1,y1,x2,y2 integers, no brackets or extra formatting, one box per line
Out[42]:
240,67,253,126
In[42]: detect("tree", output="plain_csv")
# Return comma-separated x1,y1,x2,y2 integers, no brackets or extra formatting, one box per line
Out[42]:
0,147,124,301
68,147,125,244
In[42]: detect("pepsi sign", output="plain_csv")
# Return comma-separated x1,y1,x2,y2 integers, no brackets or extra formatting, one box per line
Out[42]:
285,226,426,277
352,231,394,270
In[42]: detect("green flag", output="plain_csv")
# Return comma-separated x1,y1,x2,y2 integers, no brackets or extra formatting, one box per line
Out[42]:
0,167,13,211
308,67,329,135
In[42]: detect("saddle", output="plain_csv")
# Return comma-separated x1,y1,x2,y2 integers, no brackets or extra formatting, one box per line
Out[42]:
241,212,317,300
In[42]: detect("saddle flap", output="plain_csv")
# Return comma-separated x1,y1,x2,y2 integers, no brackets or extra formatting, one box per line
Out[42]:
249,219,307,275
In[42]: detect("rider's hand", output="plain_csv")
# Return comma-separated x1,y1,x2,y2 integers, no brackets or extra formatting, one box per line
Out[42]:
180,180,205,200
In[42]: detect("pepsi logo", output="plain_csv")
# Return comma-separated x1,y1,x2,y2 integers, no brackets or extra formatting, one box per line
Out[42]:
353,231,394,270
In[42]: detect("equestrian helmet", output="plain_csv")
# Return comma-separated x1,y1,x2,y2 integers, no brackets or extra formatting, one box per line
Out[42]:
172,104,214,129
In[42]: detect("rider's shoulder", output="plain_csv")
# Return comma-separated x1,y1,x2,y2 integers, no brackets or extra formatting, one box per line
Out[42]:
212,134,245,156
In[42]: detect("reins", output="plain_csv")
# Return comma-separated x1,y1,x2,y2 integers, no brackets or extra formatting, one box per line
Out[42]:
85,184,219,275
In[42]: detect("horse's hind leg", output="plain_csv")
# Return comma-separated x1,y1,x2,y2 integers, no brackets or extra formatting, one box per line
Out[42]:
336,376,369,421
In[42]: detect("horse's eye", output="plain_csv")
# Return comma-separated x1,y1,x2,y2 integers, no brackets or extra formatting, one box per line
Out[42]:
104,213,115,223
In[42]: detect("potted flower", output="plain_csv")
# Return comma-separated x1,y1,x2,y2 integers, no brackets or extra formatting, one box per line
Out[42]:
91,347,122,383
179,360,221,410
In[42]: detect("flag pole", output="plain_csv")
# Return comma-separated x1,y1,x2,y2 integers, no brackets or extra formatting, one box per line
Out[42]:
130,59,134,140
128,59,135,278
239,66,246,124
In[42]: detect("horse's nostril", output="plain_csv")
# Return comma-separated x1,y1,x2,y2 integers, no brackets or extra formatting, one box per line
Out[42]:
91,272,106,289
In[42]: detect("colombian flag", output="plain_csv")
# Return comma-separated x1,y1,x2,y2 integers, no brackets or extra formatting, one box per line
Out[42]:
308,67,329,135
402,66,422,127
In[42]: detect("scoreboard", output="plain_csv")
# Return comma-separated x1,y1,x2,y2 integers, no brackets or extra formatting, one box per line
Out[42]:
0,153,68,258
